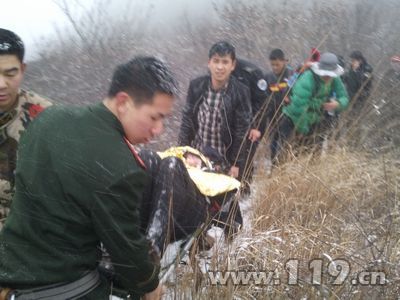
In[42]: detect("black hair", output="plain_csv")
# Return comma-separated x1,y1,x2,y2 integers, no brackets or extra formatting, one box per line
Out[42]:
349,50,366,64
0,28,25,63
269,48,285,61
208,41,236,61
108,56,178,105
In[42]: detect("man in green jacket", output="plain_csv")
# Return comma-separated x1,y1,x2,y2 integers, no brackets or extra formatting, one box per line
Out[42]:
270,52,348,162
0,56,177,299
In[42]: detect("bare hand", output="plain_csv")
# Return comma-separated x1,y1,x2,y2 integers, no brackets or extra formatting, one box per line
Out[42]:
323,100,339,112
248,129,261,142
283,96,291,104
142,283,163,300
304,61,313,69
228,166,239,178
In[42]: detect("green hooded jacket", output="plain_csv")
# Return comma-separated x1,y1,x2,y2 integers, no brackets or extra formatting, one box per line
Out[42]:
283,70,349,134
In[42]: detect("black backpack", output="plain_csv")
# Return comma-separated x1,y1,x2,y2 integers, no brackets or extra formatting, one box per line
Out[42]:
232,58,268,113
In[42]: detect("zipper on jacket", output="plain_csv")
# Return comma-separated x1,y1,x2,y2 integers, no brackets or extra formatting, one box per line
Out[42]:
221,94,233,162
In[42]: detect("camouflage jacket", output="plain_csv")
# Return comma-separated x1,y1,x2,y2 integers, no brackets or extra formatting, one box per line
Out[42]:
0,89,52,228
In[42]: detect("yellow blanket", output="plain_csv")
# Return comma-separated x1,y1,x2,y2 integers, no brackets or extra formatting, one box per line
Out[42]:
158,146,240,196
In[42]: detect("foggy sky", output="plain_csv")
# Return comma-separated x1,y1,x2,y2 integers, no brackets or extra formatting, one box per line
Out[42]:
1,0,220,60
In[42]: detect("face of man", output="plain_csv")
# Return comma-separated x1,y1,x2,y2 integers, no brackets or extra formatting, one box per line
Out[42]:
117,92,174,145
208,54,236,89
0,55,25,112
321,75,334,83
351,59,361,71
270,59,286,76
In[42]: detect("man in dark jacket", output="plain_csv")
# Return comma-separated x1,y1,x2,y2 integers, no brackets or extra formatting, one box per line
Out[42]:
232,58,268,140
178,41,252,180
264,48,294,134
0,57,178,300
343,50,373,116
232,58,268,188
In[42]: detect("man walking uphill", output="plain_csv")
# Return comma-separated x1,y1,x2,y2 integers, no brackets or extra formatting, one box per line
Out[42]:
343,50,373,116
178,41,252,179
0,57,178,300
270,52,349,163
264,48,294,134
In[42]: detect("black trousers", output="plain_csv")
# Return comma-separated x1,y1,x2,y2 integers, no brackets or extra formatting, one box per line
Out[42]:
270,114,338,163
238,138,261,193
139,150,242,255
270,115,296,163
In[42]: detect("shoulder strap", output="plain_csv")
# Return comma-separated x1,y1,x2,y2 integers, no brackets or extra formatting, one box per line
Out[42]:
310,71,321,98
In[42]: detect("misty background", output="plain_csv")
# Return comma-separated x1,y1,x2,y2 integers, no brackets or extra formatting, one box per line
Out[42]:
19,0,400,152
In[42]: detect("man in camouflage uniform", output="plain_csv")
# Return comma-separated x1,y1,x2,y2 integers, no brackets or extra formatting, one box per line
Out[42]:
0,29,52,228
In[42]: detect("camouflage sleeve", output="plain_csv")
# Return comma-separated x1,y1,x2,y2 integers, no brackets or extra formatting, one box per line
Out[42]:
0,90,54,228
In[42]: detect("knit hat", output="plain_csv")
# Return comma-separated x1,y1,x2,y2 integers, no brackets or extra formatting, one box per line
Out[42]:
310,52,344,77
310,47,321,62
0,28,25,62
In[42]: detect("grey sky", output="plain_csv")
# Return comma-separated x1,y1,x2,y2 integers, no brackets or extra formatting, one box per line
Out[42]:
0,0,92,59
1,0,217,60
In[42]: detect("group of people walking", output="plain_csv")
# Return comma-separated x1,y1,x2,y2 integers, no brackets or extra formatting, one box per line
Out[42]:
0,27,395,300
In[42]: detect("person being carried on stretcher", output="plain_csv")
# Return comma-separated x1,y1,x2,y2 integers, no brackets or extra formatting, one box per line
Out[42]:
139,145,243,256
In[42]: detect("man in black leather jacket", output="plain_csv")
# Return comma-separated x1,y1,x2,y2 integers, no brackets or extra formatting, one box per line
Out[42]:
178,41,252,180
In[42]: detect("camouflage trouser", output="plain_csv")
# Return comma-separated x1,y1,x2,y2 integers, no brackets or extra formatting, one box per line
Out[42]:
0,180,12,230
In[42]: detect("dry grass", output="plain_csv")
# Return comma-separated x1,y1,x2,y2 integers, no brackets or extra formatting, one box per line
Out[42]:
249,149,399,298
165,147,400,299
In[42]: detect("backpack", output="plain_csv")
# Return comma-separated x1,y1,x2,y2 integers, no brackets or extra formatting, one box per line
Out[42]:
232,58,268,113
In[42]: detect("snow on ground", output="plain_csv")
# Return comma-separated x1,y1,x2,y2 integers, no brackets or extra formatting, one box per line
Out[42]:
159,191,255,281
159,159,272,298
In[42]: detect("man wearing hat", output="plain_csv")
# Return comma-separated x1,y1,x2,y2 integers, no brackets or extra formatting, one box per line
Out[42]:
0,29,52,228
270,52,349,162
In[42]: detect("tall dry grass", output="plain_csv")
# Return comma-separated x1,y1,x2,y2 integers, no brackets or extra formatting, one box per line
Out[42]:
164,147,399,299
249,149,399,298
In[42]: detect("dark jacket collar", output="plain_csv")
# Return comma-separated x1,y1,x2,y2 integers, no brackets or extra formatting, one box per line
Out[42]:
89,102,124,136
